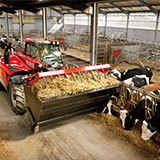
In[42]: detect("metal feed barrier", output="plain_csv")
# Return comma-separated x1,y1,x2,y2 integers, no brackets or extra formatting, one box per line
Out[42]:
112,83,160,120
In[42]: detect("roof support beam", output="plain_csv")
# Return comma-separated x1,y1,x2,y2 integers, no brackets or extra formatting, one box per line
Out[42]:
138,0,159,14
0,6,16,14
109,2,128,14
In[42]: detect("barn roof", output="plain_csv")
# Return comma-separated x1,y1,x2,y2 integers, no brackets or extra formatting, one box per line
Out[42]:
0,0,160,15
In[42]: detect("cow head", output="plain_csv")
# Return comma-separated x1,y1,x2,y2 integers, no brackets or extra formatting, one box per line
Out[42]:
109,69,121,80
119,109,128,129
144,66,153,80
119,109,136,130
142,103,160,140
141,120,157,141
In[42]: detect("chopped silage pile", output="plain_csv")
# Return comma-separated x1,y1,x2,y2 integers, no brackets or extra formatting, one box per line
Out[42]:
31,71,120,101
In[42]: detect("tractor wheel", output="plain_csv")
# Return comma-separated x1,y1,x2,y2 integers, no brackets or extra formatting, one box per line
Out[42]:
0,82,5,90
9,83,26,115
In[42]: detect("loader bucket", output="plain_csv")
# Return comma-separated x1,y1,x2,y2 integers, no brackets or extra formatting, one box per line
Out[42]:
24,64,120,132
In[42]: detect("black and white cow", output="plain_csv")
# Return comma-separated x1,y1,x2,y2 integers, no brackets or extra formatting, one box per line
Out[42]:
120,90,160,130
109,66,153,82
121,66,152,81
123,75,149,87
141,102,160,140
105,67,152,115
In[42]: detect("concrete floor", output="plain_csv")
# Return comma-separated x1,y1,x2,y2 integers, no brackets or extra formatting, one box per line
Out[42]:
0,90,157,160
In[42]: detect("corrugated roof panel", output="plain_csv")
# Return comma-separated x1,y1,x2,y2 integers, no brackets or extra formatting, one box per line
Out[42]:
52,6,62,10
152,5,160,10
145,0,160,5
61,10,70,14
69,9,81,13
60,6,72,10
122,7,134,11
114,1,142,7
99,3,113,8
100,7,120,12
139,6,151,11
121,6,150,11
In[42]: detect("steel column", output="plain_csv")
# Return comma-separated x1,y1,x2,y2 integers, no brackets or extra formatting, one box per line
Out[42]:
74,14,76,34
62,14,65,33
18,10,23,44
154,13,159,41
104,14,107,37
90,3,99,65
42,8,47,38
88,14,90,34
5,13,9,38
126,13,130,38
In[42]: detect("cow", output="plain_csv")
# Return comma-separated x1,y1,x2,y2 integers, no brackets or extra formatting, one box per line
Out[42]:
104,66,153,115
120,90,160,130
120,82,160,130
123,75,149,87
104,74,151,115
109,66,153,82
141,102,160,140
121,66,152,81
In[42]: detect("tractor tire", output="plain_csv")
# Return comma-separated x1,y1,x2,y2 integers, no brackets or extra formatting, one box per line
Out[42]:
0,82,5,90
9,83,26,115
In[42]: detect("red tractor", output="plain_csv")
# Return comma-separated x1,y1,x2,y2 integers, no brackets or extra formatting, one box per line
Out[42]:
0,38,64,115
0,38,120,132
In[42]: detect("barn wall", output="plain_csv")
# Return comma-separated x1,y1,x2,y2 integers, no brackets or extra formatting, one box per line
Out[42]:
64,24,160,42
0,12,160,43
0,16,13,34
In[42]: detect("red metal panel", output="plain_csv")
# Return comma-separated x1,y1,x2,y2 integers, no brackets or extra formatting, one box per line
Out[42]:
112,49,121,58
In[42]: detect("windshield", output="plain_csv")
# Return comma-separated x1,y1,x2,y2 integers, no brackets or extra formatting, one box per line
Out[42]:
39,43,60,58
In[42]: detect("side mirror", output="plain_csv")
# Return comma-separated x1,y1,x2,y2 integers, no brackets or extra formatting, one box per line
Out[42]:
4,44,11,64
4,51,10,64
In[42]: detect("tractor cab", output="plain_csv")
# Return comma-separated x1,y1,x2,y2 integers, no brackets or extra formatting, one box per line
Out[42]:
25,39,63,69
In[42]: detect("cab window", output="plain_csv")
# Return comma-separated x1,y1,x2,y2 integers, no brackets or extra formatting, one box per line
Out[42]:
26,43,39,59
